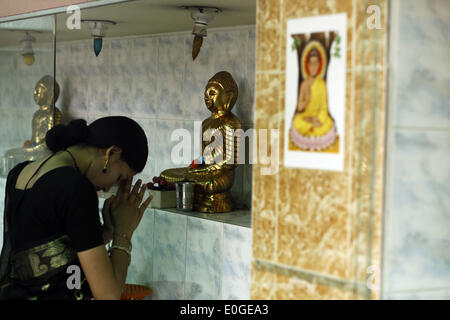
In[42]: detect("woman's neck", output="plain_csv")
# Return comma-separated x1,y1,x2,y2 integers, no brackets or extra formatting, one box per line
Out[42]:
65,145,96,175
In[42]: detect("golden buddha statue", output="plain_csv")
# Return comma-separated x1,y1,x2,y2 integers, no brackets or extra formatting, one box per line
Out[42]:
30,75,62,146
3,75,62,168
161,71,242,213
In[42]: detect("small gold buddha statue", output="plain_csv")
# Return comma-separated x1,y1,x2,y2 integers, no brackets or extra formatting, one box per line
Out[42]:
30,75,63,146
4,75,62,167
161,71,242,213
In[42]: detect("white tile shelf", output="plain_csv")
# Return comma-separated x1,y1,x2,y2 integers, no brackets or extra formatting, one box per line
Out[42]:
98,189,252,299
159,208,251,229
98,186,252,229
143,208,253,299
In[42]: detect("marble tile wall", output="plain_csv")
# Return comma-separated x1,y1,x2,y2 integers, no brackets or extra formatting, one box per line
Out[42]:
125,208,252,300
251,0,387,299
0,26,255,298
61,26,255,209
0,45,54,157
0,25,255,208
0,178,5,250
382,0,450,300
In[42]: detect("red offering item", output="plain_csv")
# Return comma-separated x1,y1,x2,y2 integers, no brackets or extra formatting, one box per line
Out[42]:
190,160,200,169
148,176,176,191
120,284,152,300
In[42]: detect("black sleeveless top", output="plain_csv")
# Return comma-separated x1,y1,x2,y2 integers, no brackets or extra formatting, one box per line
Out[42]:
0,160,104,299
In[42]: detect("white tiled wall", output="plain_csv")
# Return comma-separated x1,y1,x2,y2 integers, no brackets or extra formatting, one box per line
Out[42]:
127,208,252,300
0,178,5,250
0,25,255,299
56,25,255,209
79,26,255,299
0,43,54,157
383,0,450,300
0,25,255,206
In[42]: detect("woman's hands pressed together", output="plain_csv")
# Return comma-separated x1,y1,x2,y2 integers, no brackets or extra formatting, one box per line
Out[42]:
79,178,153,300
101,197,114,244
108,177,153,241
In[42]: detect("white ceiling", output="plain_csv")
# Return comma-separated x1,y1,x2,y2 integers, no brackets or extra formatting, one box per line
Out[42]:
0,0,256,49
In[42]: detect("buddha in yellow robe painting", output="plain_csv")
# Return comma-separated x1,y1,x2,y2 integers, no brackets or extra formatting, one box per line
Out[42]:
290,40,338,151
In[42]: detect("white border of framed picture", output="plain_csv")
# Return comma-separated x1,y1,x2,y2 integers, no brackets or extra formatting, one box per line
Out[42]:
284,13,347,172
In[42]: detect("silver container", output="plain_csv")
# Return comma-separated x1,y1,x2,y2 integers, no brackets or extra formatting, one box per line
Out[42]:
175,182,195,211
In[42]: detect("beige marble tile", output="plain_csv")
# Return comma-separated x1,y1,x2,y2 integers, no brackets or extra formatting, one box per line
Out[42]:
254,73,282,130
348,69,385,293
252,261,357,299
252,0,387,300
283,0,352,19
256,0,281,71
252,198,276,264
354,0,387,68
250,261,277,299
275,273,356,300
344,71,355,172
276,166,352,279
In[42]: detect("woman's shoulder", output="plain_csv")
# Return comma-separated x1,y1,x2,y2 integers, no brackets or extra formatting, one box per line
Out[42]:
5,161,29,192
46,167,97,206
25,165,94,196
8,160,32,176
48,166,93,188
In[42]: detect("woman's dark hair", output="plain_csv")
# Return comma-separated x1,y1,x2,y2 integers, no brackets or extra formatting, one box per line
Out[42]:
45,116,148,173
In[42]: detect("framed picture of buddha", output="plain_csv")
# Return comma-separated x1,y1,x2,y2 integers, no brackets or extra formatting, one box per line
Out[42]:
284,13,347,171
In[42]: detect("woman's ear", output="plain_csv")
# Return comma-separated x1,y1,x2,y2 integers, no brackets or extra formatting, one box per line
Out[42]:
105,146,123,160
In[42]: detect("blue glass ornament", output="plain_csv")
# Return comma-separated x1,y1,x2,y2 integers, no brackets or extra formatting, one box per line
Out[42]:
93,37,103,57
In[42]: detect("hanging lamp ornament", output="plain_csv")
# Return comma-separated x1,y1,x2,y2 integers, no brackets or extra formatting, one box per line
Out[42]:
82,20,116,57
182,6,221,60
20,32,36,66
192,35,203,60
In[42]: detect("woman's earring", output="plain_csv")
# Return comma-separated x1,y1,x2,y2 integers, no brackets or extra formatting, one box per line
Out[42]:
102,158,109,173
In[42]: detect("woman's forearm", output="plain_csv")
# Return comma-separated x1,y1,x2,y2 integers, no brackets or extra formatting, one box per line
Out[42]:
102,226,113,244
109,248,130,296
108,231,133,298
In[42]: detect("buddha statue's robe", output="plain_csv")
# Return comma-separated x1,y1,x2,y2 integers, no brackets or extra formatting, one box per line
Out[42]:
161,71,241,213
31,105,62,146
293,77,333,137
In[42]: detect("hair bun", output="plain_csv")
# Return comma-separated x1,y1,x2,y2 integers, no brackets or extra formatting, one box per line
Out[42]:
45,119,89,152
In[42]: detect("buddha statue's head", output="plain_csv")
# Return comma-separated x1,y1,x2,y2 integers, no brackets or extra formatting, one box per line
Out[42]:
33,75,60,107
204,71,238,113
308,48,320,78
